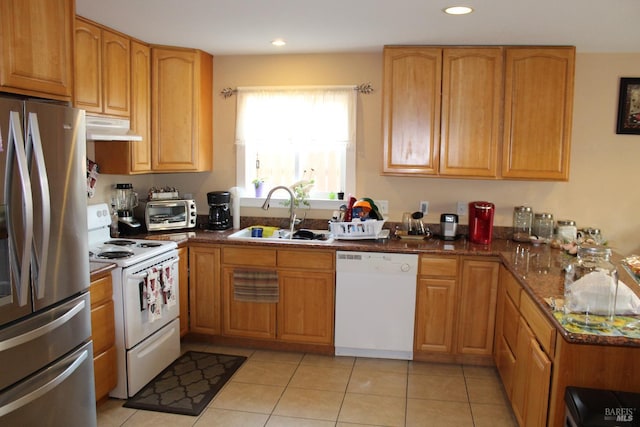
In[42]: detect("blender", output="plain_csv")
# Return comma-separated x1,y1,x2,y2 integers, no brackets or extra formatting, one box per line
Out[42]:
113,183,141,235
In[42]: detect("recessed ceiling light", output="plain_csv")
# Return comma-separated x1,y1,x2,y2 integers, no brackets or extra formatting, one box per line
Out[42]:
443,6,474,15
271,39,286,47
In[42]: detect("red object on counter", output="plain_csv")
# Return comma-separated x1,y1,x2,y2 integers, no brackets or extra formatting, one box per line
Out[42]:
468,201,495,244
344,196,357,222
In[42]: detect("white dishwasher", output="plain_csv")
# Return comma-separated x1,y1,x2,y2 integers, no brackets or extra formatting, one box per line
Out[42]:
335,251,418,360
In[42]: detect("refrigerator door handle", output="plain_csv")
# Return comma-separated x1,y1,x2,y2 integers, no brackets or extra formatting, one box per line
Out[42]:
4,112,33,307
0,348,89,418
0,299,85,352
25,113,50,300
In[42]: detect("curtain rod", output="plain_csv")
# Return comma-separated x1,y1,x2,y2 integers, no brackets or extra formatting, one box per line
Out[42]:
219,82,374,99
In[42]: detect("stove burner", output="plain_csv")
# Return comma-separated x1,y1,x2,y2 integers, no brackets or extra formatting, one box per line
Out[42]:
97,251,134,259
137,242,162,248
106,239,137,246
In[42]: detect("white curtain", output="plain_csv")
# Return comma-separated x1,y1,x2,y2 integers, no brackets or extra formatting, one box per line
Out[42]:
235,86,357,149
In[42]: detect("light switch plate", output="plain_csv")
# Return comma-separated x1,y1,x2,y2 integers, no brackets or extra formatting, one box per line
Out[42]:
420,201,429,214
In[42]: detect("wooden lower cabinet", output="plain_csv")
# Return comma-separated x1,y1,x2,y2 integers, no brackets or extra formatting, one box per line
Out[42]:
222,266,277,339
188,244,221,335
511,317,552,427
220,247,334,347
456,258,499,356
277,269,334,345
415,255,458,354
177,246,189,336
90,271,117,402
414,255,498,363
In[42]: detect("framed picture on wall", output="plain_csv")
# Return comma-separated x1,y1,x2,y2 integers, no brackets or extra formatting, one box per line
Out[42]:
616,77,640,135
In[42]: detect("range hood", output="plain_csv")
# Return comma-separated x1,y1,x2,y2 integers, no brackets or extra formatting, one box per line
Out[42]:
86,115,143,141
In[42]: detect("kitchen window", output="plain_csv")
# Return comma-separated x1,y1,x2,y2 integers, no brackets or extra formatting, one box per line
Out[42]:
235,86,356,205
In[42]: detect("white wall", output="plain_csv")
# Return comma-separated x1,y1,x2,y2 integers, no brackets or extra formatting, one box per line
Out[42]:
88,52,640,254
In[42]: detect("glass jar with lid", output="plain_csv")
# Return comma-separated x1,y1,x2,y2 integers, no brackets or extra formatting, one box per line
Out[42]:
556,219,577,243
533,213,554,241
563,245,619,326
512,206,533,242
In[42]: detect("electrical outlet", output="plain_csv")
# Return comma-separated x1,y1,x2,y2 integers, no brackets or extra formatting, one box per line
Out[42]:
376,200,389,215
456,201,468,216
419,201,429,214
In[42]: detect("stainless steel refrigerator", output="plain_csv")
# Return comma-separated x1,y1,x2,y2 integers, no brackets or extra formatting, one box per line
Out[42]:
0,96,96,426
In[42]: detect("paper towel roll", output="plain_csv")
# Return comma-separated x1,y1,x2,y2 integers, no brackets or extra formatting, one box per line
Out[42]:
229,187,241,229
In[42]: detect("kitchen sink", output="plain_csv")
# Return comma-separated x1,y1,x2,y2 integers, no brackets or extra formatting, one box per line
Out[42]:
227,227,335,244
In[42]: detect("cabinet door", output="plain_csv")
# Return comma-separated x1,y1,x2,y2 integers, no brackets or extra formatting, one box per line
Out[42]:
512,317,552,427
188,245,221,335
94,40,151,174
440,48,503,177
277,270,334,345
502,47,575,180
0,0,73,99
382,47,441,175
129,41,152,172
102,30,130,117
177,247,188,337
151,47,213,172
74,18,102,113
414,277,457,353
457,259,499,355
222,267,276,339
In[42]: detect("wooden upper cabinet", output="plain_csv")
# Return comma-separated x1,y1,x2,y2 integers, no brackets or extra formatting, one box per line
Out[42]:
128,41,152,172
151,46,213,172
74,17,130,117
502,47,575,180
440,48,503,177
92,40,152,175
383,45,574,181
383,47,441,175
74,19,102,111
0,0,73,100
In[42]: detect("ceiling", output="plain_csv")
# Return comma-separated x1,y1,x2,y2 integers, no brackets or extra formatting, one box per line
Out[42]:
76,0,639,55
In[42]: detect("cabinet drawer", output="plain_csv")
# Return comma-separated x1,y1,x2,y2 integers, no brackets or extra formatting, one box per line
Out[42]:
93,345,117,401
419,256,458,277
91,300,115,355
503,293,520,353
503,270,522,307
278,250,334,270
90,275,112,306
520,291,556,356
222,247,276,266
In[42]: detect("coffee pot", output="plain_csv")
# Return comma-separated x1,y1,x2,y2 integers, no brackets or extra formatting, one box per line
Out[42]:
207,191,232,230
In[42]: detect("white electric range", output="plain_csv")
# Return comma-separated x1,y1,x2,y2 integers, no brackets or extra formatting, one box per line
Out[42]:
88,203,181,399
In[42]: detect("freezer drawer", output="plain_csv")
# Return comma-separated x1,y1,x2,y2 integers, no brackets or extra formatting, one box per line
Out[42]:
0,341,97,426
0,292,92,391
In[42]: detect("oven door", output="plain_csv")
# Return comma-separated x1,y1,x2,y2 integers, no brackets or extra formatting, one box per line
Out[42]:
122,255,179,349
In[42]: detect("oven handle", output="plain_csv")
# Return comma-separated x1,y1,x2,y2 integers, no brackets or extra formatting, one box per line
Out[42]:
134,271,148,312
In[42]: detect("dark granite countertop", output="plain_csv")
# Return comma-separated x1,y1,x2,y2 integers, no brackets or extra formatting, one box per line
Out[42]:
139,226,640,348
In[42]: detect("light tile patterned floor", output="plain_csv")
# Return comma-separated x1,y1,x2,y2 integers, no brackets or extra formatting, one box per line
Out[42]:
97,341,517,427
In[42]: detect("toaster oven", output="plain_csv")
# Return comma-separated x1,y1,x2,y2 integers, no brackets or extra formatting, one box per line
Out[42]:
136,199,197,231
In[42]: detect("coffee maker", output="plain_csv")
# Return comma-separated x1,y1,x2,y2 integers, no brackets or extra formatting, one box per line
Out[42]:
113,183,142,235
468,201,495,244
207,191,232,230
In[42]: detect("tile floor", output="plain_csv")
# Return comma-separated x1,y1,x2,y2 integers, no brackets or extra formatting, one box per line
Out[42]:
97,341,517,427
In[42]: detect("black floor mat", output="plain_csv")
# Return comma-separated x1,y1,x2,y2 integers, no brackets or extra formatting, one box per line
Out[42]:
123,351,246,416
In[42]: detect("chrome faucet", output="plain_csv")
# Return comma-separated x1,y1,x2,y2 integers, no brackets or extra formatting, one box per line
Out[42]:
261,185,297,234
